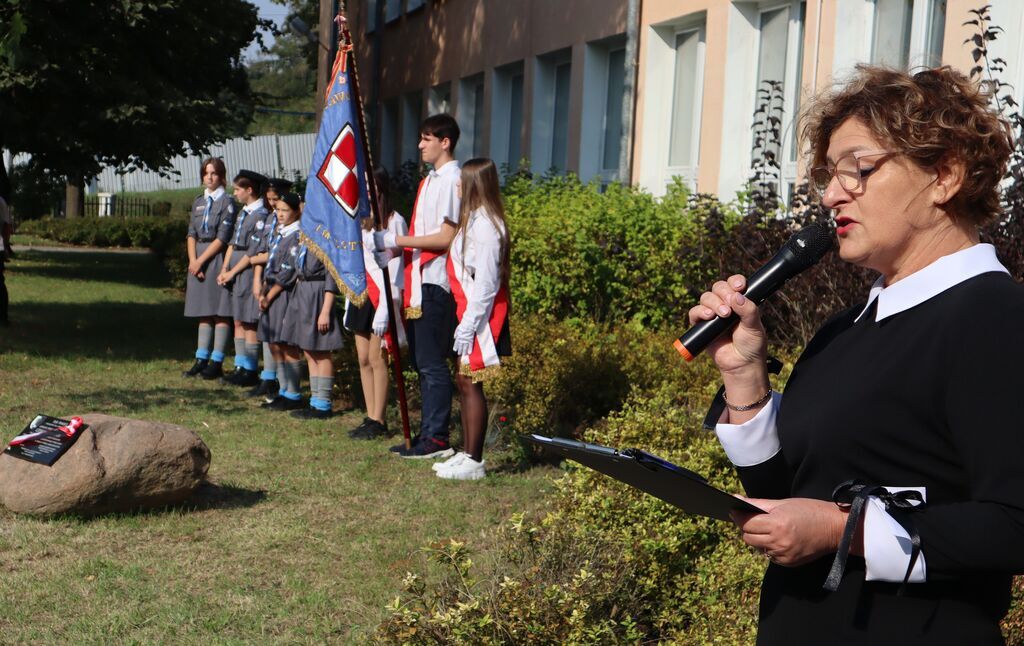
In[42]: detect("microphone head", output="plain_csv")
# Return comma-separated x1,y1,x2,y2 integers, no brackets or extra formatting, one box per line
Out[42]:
784,223,833,270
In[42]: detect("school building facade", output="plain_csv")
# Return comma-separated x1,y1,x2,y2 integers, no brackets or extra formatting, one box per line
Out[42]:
347,0,1024,200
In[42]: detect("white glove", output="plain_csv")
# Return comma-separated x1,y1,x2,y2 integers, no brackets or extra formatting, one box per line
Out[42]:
372,249,390,269
452,323,475,356
372,303,389,338
372,230,398,251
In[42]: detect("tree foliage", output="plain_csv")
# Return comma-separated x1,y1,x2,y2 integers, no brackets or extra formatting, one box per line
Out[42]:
0,0,266,180
245,0,319,135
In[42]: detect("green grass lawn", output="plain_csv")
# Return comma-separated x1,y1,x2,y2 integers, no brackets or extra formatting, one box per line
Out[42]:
0,249,555,642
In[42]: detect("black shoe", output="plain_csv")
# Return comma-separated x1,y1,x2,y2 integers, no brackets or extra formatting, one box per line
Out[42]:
350,419,389,440
183,359,209,378
200,360,224,380
219,367,245,385
232,369,261,387
291,407,334,420
260,395,283,409
248,379,277,398
347,417,372,437
267,396,305,411
395,438,455,459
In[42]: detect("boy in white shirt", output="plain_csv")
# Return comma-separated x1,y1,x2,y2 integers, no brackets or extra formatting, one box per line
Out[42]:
374,114,461,458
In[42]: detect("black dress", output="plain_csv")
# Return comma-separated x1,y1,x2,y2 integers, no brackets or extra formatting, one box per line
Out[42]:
737,270,1024,645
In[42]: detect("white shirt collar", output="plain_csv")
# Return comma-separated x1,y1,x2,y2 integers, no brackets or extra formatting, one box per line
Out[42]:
428,159,460,179
204,186,225,201
279,221,301,236
855,243,1009,322
243,198,264,214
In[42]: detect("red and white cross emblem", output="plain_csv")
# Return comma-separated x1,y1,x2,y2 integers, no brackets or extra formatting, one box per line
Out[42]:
317,122,360,218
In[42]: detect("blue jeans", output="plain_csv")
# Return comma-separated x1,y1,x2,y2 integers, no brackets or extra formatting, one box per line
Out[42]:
407,284,456,445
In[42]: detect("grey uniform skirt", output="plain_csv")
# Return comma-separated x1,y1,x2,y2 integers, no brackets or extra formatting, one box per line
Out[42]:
184,241,229,318
257,289,292,344
230,263,260,324
282,280,343,351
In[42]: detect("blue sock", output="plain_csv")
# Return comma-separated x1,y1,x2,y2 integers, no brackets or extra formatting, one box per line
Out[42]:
283,390,302,401
261,369,277,381
210,350,225,363
241,355,255,371
195,348,211,360
310,397,331,411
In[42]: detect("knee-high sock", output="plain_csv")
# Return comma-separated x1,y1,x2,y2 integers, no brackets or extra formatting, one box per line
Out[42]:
245,342,260,372
283,360,303,398
233,337,246,370
211,325,230,362
261,343,277,380
311,376,334,411
195,323,214,360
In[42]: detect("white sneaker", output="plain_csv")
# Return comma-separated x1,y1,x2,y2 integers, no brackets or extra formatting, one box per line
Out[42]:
436,456,486,481
432,451,469,472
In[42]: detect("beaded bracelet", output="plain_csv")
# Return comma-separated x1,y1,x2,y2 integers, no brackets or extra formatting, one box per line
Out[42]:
722,389,772,412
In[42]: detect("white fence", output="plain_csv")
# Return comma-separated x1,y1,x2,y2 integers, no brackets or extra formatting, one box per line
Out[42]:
4,133,317,194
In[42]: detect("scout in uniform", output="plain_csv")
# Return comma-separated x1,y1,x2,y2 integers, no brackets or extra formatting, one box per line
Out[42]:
183,157,236,379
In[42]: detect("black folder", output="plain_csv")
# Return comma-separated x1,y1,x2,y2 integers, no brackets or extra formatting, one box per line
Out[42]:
524,434,764,522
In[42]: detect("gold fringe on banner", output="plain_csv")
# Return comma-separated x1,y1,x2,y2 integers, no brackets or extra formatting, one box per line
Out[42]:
460,362,502,384
404,306,423,320
300,231,367,306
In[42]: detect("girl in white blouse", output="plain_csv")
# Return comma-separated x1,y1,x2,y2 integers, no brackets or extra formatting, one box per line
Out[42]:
435,158,511,481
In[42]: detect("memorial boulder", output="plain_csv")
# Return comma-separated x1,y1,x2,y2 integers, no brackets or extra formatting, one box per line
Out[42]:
0,414,210,516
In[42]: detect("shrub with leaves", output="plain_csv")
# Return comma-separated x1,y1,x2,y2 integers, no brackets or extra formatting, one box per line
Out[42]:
375,384,767,644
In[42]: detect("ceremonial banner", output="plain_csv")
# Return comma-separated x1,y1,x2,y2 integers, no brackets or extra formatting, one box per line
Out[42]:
301,43,370,302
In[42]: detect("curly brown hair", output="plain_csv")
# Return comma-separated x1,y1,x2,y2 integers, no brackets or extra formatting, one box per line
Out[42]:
800,65,1013,226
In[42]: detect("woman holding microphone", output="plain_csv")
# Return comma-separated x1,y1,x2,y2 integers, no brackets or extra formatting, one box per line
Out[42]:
690,65,1024,643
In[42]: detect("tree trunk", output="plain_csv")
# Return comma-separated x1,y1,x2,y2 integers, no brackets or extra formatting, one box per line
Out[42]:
65,177,84,218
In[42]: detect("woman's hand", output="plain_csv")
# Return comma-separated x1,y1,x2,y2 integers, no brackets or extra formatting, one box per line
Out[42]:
216,270,233,286
188,259,202,276
317,311,330,334
252,280,262,299
196,270,205,281
687,274,768,374
731,498,849,567
258,295,269,311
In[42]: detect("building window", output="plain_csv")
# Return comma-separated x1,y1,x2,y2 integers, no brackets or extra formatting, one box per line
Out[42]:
407,0,425,12
531,48,573,174
428,82,451,115
580,37,627,183
490,61,525,170
457,73,486,159
385,0,401,23
753,1,804,198
636,15,706,195
668,28,704,176
366,0,379,32
400,90,422,166
871,0,946,68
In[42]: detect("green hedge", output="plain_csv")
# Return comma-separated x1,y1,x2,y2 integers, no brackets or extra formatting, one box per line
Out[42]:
19,216,188,287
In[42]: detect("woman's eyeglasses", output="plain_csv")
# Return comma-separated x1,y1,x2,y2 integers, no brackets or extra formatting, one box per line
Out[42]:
809,150,899,194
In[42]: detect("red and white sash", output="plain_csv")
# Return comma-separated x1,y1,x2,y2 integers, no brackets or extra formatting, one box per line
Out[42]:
447,249,509,382
365,258,407,351
402,178,438,319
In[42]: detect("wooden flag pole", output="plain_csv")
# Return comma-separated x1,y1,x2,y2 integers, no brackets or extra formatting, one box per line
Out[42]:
336,12,413,449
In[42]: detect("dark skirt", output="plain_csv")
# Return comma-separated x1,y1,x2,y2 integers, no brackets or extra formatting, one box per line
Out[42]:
230,264,260,324
184,241,229,318
257,289,291,344
282,280,343,351
344,299,374,335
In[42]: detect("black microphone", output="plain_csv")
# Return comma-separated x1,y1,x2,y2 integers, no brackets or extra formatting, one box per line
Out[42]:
674,223,833,362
